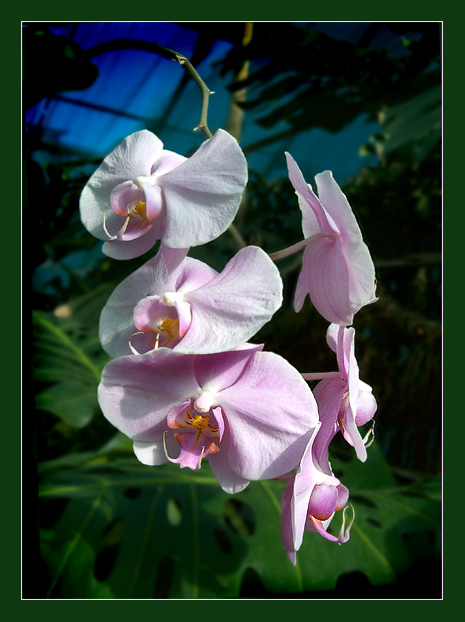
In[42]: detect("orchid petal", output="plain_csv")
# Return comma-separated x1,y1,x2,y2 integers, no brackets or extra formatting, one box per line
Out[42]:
102,220,164,260
342,409,367,463
285,153,339,237
342,328,368,462
325,323,339,354
150,150,186,177
355,384,377,426
133,433,179,466
314,171,362,245
299,237,354,326
99,250,217,357
294,249,310,313
137,182,164,222
193,347,261,395
312,378,347,472
179,246,283,354
160,243,189,275
345,242,377,311
289,427,321,552
280,478,298,564
217,351,318,481
110,181,144,218
159,129,247,248
208,441,251,495
315,171,376,311
306,516,340,543
98,349,199,440
308,484,339,521
175,300,192,339
336,484,350,511
80,130,164,241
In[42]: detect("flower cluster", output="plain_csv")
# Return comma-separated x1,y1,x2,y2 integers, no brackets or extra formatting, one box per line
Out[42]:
80,127,378,564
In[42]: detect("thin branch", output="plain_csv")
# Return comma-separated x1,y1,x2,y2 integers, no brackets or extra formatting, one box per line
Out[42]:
174,54,214,139
85,39,214,139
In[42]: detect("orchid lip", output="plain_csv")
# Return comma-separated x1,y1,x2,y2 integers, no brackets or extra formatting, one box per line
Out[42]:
164,404,222,470
103,200,154,241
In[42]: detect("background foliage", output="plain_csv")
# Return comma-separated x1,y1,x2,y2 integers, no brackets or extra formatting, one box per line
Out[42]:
23,21,442,599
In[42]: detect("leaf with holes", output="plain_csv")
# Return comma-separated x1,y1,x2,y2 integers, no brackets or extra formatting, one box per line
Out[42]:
39,439,441,598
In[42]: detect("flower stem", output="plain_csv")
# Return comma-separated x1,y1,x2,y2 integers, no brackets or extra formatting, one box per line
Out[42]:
85,40,214,140
175,54,214,139
269,232,333,262
269,238,311,261
301,371,340,381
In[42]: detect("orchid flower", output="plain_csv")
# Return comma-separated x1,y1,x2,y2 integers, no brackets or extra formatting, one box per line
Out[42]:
99,245,283,357
80,129,248,260
98,346,319,494
304,323,377,464
280,425,354,565
285,153,377,326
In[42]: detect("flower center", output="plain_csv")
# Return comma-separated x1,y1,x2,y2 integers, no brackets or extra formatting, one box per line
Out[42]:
128,200,150,221
166,404,223,471
156,317,180,347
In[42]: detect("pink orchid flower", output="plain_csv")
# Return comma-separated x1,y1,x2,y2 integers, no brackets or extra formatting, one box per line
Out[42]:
98,346,319,494
280,425,354,565
99,245,283,357
305,323,377,464
286,153,377,326
80,129,248,260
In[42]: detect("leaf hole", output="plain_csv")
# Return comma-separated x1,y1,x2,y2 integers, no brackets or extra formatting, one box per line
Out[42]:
224,499,255,537
93,517,125,582
153,556,175,598
123,487,142,499
166,498,182,526
239,567,268,598
214,528,233,555
335,570,371,594
350,493,377,508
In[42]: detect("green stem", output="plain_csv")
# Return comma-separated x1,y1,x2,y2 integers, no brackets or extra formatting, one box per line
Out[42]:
85,40,214,140
175,54,213,139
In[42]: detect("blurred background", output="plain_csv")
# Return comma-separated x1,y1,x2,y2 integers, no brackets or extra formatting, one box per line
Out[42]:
23,21,442,599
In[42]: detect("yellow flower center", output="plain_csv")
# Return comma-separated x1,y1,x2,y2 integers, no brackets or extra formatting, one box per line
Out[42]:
156,317,180,346
129,201,148,220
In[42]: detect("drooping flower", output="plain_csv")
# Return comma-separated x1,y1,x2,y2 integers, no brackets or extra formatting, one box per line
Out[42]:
286,153,377,326
98,346,319,494
99,245,283,357
280,425,354,565
305,323,377,464
80,129,248,260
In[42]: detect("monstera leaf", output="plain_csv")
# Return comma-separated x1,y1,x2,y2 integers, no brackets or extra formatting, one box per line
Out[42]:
39,438,441,599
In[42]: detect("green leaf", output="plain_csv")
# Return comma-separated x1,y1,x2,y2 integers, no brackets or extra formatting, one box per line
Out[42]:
33,310,109,426
35,381,98,428
39,441,441,598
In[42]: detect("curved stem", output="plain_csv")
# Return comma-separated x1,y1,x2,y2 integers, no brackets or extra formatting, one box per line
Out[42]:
85,39,214,139
269,232,330,262
175,54,213,139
